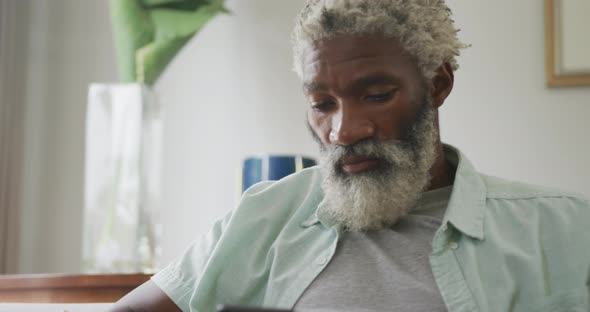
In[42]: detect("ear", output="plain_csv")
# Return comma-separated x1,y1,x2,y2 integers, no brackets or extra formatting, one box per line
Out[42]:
430,62,454,109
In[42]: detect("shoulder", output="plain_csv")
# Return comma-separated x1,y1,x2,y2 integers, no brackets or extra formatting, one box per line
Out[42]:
235,166,324,220
481,174,590,222
242,166,323,198
482,174,587,202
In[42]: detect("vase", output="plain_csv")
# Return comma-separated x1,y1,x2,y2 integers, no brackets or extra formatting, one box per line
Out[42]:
82,83,162,273
240,155,317,193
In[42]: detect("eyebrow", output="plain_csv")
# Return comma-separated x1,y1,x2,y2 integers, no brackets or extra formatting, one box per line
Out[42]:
351,73,401,90
303,81,328,94
303,73,401,94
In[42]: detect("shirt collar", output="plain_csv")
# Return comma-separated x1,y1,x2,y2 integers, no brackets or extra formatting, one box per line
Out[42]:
301,144,487,241
442,144,486,240
301,197,329,228
300,192,333,228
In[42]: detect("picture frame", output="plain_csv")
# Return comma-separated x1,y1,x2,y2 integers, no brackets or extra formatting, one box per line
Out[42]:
545,0,590,87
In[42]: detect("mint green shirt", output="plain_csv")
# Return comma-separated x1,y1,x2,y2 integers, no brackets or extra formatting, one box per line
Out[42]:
152,146,590,312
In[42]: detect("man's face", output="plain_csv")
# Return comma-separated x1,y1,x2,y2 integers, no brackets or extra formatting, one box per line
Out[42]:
303,34,426,162
302,34,438,231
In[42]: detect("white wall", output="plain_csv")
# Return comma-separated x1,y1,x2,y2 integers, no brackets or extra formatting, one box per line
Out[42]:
442,0,590,197
18,0,118,273
15,0,590,273
154,0,317,265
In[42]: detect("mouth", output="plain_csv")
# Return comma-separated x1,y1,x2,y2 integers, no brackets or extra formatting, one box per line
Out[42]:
340,155,380,174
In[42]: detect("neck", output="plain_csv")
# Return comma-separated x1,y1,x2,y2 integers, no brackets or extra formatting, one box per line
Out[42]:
426,141,454,191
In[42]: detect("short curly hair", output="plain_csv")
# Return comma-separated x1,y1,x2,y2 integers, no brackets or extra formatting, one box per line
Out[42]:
292,0,468,80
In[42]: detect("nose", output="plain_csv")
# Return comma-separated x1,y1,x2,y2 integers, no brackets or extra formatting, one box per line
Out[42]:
329,106,375,146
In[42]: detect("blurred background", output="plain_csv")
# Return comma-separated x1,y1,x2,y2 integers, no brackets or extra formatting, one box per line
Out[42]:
0,0,588,276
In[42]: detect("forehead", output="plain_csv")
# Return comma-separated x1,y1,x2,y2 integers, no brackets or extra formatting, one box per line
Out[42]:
302,34,420,90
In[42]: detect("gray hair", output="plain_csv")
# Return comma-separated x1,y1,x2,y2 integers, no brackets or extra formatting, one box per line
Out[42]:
292,0,468,80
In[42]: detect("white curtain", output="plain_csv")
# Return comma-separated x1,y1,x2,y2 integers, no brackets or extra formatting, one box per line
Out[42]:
0,0,25,274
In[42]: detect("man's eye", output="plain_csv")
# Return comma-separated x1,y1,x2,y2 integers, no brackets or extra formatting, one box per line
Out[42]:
311,100,335,112
364,91,394,102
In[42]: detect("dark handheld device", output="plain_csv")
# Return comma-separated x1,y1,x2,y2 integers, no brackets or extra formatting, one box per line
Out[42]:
217,305,292,312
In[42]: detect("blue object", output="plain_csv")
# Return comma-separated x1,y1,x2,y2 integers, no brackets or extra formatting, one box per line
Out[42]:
241,155,317,193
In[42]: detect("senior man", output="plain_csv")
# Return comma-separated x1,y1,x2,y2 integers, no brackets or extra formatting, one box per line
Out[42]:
112,1,590,311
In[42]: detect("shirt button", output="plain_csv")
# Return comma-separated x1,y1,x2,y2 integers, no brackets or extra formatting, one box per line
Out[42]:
449,242,459,250
316,256,328,265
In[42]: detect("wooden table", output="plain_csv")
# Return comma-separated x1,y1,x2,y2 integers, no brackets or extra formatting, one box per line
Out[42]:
0,274,151,303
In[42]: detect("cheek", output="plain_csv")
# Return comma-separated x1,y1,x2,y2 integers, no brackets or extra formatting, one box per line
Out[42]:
373,111,403,138
373,92,420,140
307,110,331,143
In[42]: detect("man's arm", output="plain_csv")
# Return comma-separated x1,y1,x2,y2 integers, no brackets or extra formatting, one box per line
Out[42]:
110,203,240,311
109,280,182,312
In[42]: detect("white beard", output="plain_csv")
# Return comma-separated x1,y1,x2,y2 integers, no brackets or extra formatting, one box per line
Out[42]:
318,102,438,231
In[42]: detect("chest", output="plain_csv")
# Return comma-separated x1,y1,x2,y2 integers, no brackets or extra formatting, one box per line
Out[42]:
294,217,447,312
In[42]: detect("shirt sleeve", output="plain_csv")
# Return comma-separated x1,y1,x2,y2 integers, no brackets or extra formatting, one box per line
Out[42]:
151,210,233,311
149,181,276,311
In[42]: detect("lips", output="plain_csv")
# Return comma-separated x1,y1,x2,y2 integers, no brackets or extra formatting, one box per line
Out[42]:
340,155,380,174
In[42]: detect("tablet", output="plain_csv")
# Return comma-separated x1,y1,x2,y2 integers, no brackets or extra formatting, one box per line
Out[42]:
217,305,292,312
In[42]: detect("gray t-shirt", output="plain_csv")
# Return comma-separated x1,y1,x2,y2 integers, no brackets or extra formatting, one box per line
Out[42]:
294,186,452,312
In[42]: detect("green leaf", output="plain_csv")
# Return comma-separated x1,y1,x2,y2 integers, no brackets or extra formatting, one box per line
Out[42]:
110,0,227,85
140,0,211,11
136,36,191,85
110,0,155,82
